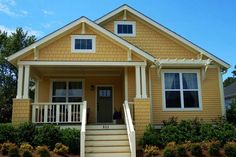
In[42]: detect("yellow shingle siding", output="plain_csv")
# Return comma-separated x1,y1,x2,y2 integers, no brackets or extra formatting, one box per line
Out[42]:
12,99,31,125
102,14,199,59
151,68,222,124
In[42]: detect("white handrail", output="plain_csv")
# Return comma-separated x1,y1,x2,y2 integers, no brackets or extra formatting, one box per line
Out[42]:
80,101,87,157
123,100,136,157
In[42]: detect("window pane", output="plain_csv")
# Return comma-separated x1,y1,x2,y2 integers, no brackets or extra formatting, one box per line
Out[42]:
68,97,82,102
53,82,66,96
184,91,199,108
118,25,122,33
80,39,86,49
117,24,133,34
127,25,133,33
69,82,82,97
74,39,80,49
164,73,180,89
52,97,66,102
87,39,92,49
182,73,198,89
165,91,181,108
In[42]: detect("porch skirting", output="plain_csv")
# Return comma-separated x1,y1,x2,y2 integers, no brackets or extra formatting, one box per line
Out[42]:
12,99,31,125
134,98,150,146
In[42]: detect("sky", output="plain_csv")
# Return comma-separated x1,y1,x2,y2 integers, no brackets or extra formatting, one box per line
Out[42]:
0,0,235,79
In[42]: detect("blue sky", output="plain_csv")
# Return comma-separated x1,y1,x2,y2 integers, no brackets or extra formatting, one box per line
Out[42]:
0,0,235,79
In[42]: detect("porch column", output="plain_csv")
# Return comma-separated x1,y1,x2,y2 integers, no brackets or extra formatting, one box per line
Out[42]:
124,67,128,100
135,66,141,98
141,65,147,98
23,65,30,99
16,65,24,99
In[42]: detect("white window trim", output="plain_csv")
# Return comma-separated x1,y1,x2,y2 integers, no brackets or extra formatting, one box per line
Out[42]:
114,21,136,37
50,79,85,103
71,35,96,53
161,69,202,111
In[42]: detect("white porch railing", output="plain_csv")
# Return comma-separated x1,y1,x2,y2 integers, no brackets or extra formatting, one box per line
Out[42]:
123,100,136,157
32,102,83,123
80,101,87,157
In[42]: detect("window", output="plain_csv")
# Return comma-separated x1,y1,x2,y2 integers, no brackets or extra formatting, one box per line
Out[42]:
114,21,136,36
52,81,83,102
71,35,96,53
162,70,201,111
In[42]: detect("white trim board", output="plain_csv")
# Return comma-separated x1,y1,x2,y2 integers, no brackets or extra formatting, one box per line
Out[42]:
96,5,230,69
18,61,146,66
7,17,156,63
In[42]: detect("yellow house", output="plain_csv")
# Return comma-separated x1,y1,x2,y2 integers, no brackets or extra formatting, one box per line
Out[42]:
6,5,230,157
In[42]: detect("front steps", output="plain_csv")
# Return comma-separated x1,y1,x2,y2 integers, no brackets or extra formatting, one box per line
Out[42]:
85,125,131,157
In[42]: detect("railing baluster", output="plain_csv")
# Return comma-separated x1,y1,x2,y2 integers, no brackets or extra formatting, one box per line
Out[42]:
80,104,83,122
68,104,72,122
56,104,60,123
32,105,36,123
44,104,48,123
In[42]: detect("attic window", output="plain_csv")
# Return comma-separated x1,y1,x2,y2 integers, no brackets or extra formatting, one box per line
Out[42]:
71,35,96,53
114,21,136,37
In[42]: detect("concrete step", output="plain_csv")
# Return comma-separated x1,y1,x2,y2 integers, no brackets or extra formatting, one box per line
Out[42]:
86,134,128,141
86,125,126,130
86,129,127,135
85,146,130,153
85,140,129,147
85,152,131,157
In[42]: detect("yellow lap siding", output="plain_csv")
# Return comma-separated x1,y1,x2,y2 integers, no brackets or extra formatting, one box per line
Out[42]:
151,68,222,124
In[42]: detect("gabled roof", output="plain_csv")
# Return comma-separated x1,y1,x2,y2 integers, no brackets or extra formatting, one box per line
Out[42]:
96,4,230,69
224,81,236,98
7,16,156,63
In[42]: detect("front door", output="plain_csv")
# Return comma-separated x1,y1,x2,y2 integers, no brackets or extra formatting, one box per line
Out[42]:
97,86,113,123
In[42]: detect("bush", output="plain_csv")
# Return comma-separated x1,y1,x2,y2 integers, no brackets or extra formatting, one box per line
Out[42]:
19,143,34,157
140,124,162,147
17,123,36,144
60,128,80,154
208,141,221,156
53,143,69,155
36,146,51,157
226,97,236,124
0,124,17,143
163,146,176,157
190,143,203,157
1,141,16,155
176,145,186,157
8,145,20,157
143,145,159,157
33,124,61,149
224,141,236,157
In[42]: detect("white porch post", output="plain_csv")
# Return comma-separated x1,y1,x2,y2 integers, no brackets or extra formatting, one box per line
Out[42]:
141,65,147,98
135,66,141,98
124,67,128,100
16,65,24,99
23,65,30,99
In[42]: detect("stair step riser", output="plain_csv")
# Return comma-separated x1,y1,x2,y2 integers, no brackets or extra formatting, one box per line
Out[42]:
85,153,131,157
86,125,126,130
86,146,130,153
86,130,127,135
85,140,129,146
86,135,128,141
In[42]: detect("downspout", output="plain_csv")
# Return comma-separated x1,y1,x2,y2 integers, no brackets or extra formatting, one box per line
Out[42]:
218,67,227,117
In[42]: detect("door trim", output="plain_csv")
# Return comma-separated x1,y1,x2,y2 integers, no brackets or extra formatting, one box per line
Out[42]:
95,85,114,123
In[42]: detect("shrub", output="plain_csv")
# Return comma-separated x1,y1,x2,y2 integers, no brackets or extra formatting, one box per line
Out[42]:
224,141,236,157
0,143,2,151
1,141,16,155
60,128,80,154
19,143,34,157
0,124,17,143
36,146,51,157
8,145,20,157
176,145,186,157
208,141,221,156
17,123,36,144
163,117,178,126
163,146,177,157
143,145,159,157
190,143,203,157
33,124,61,149
53,143,69,155
140,125,162,147
226,97,236,124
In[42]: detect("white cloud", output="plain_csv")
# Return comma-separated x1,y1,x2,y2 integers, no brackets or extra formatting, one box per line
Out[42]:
0,0,28,17
0,2,17,16
42,23,51,28
42,9,54,16
0,25,44,38
20,10,28,15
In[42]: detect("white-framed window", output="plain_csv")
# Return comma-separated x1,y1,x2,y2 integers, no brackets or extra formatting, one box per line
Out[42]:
51,80,84,102
114,21,136,37
71,35,96,53
162,70,202,111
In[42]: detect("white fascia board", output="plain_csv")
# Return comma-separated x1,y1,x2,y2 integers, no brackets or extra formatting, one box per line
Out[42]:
18,61,146,66
96,5,230,69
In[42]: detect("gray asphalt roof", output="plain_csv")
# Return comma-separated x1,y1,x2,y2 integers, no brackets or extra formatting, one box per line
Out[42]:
224,81,236,98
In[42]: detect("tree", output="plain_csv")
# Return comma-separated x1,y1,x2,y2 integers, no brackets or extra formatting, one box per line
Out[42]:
223,65,236,87
0,28,36,123
226,97,236,124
